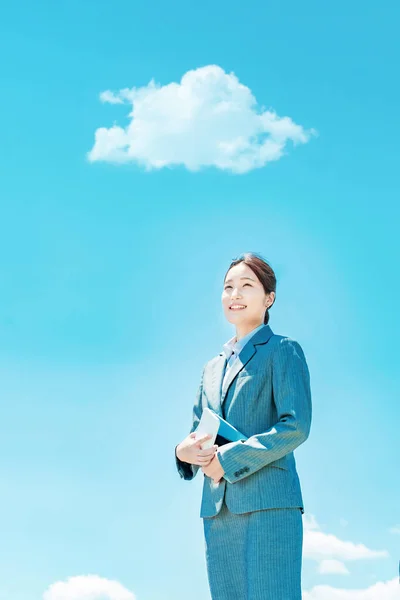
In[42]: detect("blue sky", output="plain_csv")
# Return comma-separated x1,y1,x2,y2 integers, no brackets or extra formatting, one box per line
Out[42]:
0,1,399,598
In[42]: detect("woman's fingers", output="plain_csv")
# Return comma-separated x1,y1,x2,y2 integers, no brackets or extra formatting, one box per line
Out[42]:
198,453,217,465
195,437,213,449
196,455,213,465
198,445,218,457
194,433,211,444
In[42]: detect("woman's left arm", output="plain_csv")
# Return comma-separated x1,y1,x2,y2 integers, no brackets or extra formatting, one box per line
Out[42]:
216,337,312,484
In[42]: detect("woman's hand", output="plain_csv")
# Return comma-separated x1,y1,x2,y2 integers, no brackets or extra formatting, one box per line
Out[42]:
201,453,225,483
176,432,218,467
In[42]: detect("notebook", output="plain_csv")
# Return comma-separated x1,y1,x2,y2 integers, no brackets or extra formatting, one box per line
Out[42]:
194,407,248,449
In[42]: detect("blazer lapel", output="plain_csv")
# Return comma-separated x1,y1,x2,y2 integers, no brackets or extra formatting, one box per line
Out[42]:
206,354,225,415
218,324,275,405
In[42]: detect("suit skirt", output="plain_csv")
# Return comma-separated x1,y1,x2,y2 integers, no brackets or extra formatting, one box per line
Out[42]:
202,500,303,600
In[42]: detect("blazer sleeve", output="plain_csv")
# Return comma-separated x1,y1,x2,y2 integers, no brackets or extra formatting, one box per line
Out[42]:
175,365,205,481
216,338,312,484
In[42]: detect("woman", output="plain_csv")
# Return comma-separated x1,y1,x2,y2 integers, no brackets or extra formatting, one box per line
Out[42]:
175,252,312,600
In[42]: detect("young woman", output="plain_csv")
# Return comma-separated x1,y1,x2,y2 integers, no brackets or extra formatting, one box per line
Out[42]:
175,252,312,600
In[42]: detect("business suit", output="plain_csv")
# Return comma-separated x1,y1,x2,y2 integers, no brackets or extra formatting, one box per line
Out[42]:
175,323,312,599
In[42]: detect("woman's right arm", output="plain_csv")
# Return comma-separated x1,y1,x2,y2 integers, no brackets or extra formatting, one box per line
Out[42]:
175,366,216,480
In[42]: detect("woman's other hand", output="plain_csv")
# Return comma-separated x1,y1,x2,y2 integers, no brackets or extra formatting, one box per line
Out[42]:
176,432,218,466
201,453,225,483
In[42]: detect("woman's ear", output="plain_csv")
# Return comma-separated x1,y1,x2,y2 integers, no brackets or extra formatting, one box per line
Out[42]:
267,291,276,308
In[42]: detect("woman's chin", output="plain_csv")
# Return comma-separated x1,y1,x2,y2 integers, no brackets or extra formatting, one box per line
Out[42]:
226,312,247,323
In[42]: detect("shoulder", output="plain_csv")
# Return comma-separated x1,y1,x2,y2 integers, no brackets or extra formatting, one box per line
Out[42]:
195,355,222,380
270,334,307,361
203,353,223,371
269,336,310,382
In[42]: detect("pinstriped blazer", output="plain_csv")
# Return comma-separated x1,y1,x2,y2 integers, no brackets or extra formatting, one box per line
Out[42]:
175,324,312,518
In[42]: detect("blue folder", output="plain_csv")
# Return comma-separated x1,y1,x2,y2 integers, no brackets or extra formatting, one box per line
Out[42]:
209,409,249,446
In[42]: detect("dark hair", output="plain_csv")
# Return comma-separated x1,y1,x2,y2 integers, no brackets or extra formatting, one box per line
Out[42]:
223,252,277,324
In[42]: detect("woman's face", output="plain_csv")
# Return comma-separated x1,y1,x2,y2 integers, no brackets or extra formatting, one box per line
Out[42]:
221,263,275,327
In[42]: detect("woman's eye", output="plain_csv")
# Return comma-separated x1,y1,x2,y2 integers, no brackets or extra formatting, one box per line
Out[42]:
224,284,251,290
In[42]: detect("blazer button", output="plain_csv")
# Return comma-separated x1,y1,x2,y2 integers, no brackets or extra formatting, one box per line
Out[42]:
234,471,239,477
244,466,249,472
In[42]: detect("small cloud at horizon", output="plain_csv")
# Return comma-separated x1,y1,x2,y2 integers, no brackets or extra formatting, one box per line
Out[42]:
43,574,136,600
303,513,389,574
388,524,400,534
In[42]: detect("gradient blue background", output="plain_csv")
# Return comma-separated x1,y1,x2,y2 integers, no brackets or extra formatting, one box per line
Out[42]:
0,1,399,598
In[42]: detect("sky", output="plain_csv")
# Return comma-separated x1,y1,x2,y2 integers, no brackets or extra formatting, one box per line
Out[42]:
0,1,399,599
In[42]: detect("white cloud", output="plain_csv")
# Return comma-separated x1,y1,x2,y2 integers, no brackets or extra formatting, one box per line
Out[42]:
388,524,400,534
99,90,125,105
43,574,136,600
304,514,320,531
318,560,350,575
303,514,389,563
87,64,317,173
303,578,398,599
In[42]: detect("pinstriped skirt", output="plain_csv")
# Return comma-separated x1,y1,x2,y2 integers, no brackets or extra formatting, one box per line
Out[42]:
202,501,303,600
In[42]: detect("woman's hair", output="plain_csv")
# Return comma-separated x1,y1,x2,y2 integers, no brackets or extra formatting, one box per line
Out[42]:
223,252,277,324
